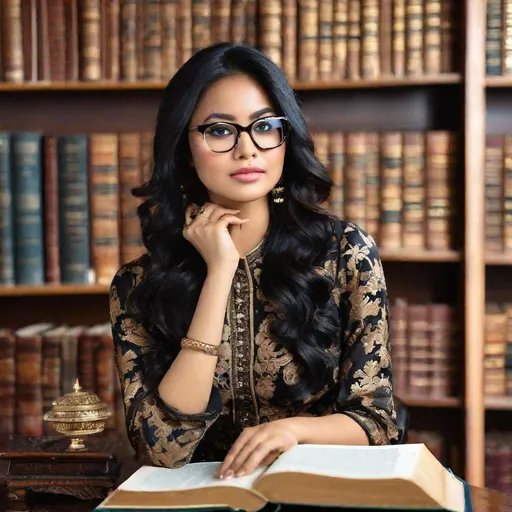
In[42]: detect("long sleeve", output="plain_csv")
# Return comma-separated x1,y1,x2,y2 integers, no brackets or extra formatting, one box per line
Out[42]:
109,263,222,468
334,223,399,445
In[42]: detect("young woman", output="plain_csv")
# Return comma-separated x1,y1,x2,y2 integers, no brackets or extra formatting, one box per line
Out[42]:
109,42,399,481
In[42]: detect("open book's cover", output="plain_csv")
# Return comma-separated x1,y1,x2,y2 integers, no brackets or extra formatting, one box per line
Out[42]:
93,473,473,512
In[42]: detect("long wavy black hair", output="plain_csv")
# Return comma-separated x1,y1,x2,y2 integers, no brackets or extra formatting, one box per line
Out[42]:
127,42,340,404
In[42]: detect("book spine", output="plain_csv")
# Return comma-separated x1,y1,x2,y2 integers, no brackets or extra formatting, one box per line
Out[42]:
259,0,282,68
0,133,14,285
423,0,441,75
57,135,90,284
282,0,297,82
119,133,144,264
43,136,60,283
486,0,503,76
328,132,344,220
15,332,43,436
318,0,333,81
142,0,162,80
120,0,138,82
402,131,425,249
392,0,406,76
504,135,512,252
192,0,211,54
379,131,403,249
3,0,24,82
0,330,16,435
485,135,504,253
80,0,102,80
405,0,423,76
332,0,348,79
361,0,379,78
161,0,178,79
364,132,380,244
89,133,120,285
12,133,44,285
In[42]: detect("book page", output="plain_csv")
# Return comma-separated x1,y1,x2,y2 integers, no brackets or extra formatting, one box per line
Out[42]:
263,444,423,480
119,463,267,493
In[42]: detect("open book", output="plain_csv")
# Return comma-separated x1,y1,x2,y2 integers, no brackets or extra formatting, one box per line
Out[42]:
95,444,466,512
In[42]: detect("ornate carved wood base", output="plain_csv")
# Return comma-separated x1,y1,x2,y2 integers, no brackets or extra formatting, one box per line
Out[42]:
0,435,120,512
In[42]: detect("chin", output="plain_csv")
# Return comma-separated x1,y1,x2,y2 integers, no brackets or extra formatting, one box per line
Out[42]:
211,187,272,205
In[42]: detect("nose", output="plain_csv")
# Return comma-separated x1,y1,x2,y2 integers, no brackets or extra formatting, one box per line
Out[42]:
233,131,257,160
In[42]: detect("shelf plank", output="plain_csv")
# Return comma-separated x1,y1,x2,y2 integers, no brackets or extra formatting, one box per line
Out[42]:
485,397,512,410
485,252,512,265
380,249,461,262
402,396,462,408
0,250,462,297
0,74,463,92
486,76,512,87
0,284,109,296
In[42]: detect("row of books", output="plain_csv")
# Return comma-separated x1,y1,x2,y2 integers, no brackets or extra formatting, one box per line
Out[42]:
486,0,512,76
0,322,126,439
311,130,457,252
485,303,512,397
0,0,457,84
390,300,460,399
0,132,149,286
0,130,459,287
486,431,512,494
485,135,512,253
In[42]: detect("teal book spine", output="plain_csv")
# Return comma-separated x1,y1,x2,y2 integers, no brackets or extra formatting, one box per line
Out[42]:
57,134,90,283
12,132,44,285
0,133,14,285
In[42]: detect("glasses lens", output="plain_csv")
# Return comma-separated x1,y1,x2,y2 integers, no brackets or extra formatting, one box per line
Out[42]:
251,118,287,149
204,123,237,152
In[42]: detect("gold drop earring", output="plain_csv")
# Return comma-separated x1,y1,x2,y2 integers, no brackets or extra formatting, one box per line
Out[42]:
271,178,285,203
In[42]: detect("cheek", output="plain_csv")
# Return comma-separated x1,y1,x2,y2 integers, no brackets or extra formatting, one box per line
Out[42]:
190,138,226,184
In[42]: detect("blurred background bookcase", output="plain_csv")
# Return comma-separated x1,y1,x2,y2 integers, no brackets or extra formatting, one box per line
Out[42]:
0,0,511,491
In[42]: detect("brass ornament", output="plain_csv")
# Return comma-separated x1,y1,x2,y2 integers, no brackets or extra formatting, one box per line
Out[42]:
43,380,112,452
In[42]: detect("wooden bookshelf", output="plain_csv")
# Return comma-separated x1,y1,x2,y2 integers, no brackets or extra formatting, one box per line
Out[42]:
486,76,512,87
402,397,462,408
485,397,512,411
1,0,511,491
0,285,109,297
485,253,512,265
379,249,461,263
0,74,463,93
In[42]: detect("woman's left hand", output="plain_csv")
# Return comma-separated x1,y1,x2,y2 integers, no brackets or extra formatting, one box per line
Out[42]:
218,419,300,479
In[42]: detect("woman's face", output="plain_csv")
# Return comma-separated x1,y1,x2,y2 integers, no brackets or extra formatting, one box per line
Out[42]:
188,73,286,206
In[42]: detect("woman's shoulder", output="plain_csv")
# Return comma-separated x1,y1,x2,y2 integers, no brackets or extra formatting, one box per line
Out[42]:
110,253,149,295
329,216,378,256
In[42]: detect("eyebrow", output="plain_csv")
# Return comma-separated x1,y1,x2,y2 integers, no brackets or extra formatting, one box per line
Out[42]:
202,107,276,123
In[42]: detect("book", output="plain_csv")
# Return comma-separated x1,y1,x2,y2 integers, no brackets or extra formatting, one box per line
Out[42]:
95,443,467,512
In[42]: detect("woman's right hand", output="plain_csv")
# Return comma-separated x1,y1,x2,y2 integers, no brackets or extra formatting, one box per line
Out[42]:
183,202,249,273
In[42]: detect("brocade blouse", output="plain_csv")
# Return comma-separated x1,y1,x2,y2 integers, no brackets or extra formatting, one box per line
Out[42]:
109,219,399,469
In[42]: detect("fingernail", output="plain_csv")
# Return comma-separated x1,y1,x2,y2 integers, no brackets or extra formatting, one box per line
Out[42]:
236,470,246,478
224,470,234,480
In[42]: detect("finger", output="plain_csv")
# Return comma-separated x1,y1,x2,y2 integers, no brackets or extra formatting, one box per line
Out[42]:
207,206,240,223
214,215,249,231
228,433,269,476
259,450,281,468
219,428,254,478
236,440,285,478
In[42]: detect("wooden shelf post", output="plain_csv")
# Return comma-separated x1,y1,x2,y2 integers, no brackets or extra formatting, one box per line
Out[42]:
464,0,487,487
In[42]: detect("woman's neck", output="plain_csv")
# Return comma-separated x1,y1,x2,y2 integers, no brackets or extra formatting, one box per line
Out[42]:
209,195,270,258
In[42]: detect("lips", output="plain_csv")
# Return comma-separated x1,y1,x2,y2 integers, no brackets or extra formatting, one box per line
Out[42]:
230,167,265,176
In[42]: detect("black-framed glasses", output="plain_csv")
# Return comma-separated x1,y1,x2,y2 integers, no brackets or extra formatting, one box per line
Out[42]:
188,116,289,153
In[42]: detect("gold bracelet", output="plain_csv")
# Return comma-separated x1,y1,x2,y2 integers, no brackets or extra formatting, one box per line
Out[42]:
181,337,219,357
